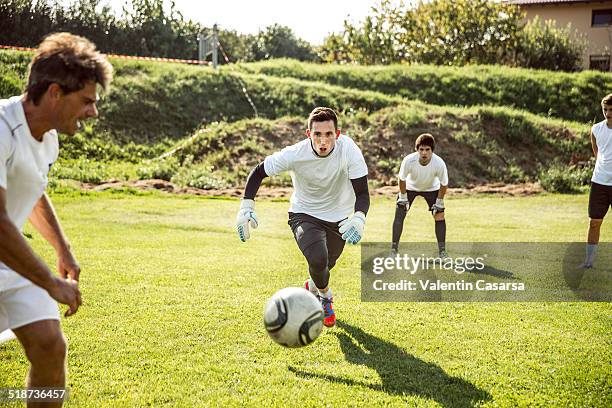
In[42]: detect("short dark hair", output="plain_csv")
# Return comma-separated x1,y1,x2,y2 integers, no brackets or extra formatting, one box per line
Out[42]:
602,93,612,107
415,133,435,151
26,32,113,105
308,107,338,130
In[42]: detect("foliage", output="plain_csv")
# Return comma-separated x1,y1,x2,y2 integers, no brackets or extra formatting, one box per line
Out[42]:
136,156,180,181
321,0,585,71
538,159,594,193
251,24,317,62
0,0,316,62
516,16,587,72
234,59,612,123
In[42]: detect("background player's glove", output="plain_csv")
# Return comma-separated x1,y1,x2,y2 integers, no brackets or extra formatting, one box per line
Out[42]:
396,192,409,209
430,198,445,215
339,211,366,244
236,199,258,242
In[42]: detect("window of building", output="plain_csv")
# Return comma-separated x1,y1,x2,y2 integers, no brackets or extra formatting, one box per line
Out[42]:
589,55,611,71
592,9,612,27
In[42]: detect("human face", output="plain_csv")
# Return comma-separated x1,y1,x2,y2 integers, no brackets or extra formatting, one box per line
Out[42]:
417,145,433,165
603,104,612,127
307,120,340,157
55,81,99,136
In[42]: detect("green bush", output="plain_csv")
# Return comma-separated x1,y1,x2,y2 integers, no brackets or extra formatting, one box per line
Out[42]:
136,157,179,181
538,160,593,193
516,17,586,72
171,165,228,190
51,158,109,184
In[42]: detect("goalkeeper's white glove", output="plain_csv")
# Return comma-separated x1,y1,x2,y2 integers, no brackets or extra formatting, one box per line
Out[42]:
236,199,258,242
339,211,366,244
430,198,445,215
397,192,409,209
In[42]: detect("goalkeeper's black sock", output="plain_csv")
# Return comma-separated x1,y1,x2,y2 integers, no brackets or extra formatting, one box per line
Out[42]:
435,220,446,252
392,204,407,249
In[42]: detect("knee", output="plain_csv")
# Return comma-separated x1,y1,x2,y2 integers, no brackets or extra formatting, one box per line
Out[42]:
590,219,603,228
434,213,445,221
308,252,328,273
25,333,67,368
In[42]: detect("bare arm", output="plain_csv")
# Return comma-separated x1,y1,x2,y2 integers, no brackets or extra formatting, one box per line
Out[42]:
438,185,448,199
0,188,81,316
591,131,598,157
29,193,70,253
399,179,407,194
0,188,56,290
29,193,80,281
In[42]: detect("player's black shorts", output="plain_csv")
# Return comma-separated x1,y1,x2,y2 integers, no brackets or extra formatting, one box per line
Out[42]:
402,190,439,210
589,182,612,219
288,212,345,265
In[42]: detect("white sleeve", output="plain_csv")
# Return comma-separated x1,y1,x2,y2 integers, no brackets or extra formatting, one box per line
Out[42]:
438,160,449,186
347,139,368,179
0,122,14,190
264,145,294,176
398,157,409,181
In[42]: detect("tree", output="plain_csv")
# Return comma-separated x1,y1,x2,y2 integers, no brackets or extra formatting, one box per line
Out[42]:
252,24,316,61
515,16,586,72
318,0,583,71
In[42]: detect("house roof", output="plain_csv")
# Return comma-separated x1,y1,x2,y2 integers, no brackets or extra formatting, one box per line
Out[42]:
507,0,609,5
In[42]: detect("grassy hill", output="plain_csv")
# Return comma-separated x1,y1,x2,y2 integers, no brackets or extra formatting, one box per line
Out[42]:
0,50,601,192
233,59,612,124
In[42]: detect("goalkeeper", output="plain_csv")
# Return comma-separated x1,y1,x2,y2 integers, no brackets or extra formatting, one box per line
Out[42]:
235,107,370,328
391,133,449,258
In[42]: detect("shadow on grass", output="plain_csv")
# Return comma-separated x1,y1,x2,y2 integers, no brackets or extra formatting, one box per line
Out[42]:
289,320,491,407
470,265,516,280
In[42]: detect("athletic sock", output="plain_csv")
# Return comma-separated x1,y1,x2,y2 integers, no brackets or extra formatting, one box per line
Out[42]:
435,220,446,252
319,288,332,299
392,205,407,246
585,243,597,265
391,241,399,251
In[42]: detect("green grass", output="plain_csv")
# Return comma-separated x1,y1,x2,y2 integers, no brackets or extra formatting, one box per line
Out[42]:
0,192,610,406
233,59,612,123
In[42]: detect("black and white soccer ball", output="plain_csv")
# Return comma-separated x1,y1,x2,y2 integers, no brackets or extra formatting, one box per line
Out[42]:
263,287,324,348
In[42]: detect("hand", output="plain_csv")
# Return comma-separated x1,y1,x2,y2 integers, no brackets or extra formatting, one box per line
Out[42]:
57,249,80,282
236,199,258,242
338,211,366,244
431,198,445,215
47,277,82,317
396,192,409,209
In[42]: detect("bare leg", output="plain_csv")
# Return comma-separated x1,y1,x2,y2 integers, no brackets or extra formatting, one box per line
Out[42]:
13,319,67,408
588,218,603,244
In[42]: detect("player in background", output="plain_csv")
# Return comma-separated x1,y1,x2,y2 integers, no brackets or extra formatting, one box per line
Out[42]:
581,93,612,268
391,133,449,258
235,107,370,327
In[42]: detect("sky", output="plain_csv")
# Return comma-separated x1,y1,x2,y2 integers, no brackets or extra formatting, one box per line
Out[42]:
101,0,382,45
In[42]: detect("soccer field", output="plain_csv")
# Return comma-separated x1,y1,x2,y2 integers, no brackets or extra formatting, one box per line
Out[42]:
1,192,610,407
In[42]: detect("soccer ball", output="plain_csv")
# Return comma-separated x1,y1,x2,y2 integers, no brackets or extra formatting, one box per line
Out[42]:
263,287,324,348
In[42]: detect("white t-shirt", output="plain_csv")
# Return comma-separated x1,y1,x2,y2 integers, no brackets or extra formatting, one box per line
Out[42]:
398,152,448,192
591,120,612,186
264,135,368,222
0,96,59,291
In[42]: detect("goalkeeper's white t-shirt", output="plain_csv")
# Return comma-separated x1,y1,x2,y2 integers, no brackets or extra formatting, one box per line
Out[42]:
591,120,612,186
0,96,59,291
398,152,448,192
264,135,368,222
